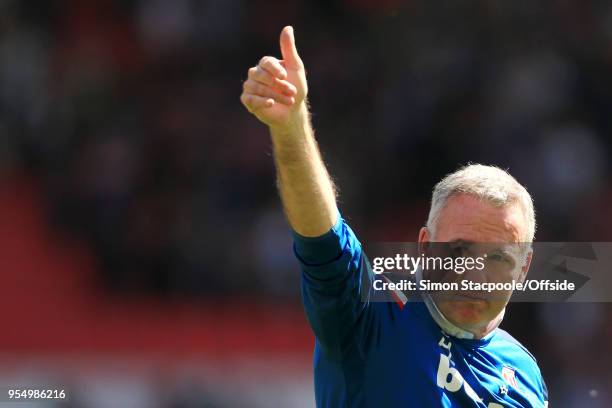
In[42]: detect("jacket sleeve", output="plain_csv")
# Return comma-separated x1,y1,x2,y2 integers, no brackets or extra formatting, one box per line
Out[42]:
294,212,373,359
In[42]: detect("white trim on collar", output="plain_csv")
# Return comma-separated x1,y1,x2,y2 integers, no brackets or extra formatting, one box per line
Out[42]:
416,267,504,340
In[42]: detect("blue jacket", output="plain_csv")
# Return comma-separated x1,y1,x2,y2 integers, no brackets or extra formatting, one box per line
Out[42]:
295,214,548,407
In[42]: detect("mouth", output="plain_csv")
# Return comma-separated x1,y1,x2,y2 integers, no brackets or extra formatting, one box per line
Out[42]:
452,292,489,305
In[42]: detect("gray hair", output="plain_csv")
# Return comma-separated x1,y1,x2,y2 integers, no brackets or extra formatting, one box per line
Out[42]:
426,164,536,242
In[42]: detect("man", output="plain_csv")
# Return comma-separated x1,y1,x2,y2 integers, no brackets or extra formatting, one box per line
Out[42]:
241,26,548,407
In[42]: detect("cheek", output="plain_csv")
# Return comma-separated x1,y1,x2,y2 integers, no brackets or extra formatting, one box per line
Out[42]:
487,290,513,305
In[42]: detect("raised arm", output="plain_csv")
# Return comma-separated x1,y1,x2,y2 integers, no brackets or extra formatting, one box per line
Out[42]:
240,26,337,237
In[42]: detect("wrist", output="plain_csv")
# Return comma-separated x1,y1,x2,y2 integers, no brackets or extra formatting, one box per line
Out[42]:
269,103,309,137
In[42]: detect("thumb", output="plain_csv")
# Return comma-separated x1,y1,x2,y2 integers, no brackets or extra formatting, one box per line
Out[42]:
280,26,302,69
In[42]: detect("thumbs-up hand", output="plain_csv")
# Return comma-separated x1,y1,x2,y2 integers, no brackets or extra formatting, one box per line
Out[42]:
241,26,308,131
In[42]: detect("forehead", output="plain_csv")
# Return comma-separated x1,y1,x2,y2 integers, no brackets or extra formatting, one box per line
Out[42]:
434,194,526,243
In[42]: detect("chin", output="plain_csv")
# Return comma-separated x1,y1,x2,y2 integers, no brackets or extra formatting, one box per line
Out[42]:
445,300,489,326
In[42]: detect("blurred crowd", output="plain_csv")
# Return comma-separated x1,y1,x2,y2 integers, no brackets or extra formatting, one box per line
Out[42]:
1,0,611,406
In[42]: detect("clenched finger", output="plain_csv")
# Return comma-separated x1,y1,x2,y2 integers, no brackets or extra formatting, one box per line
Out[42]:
248,66,297,95
243,80,295,106
240,93,274,112
258,56,287,79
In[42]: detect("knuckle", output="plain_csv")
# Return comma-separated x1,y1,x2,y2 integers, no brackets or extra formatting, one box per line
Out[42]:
265,57,282,71
254,66,266,78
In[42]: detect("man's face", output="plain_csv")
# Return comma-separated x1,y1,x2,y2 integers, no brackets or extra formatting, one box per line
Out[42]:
418,194,532,337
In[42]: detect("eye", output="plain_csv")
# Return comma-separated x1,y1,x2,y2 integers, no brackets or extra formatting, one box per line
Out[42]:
487,253,510,263
450,244,468,256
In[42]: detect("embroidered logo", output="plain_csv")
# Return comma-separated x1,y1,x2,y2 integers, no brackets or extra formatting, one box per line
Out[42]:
501,366,518,388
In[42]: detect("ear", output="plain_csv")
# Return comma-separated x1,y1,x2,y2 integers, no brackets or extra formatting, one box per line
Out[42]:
418,226,430,255
517,250,533,283
418,226,430,243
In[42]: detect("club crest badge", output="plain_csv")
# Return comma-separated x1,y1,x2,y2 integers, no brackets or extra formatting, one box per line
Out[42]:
501,366,518,388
